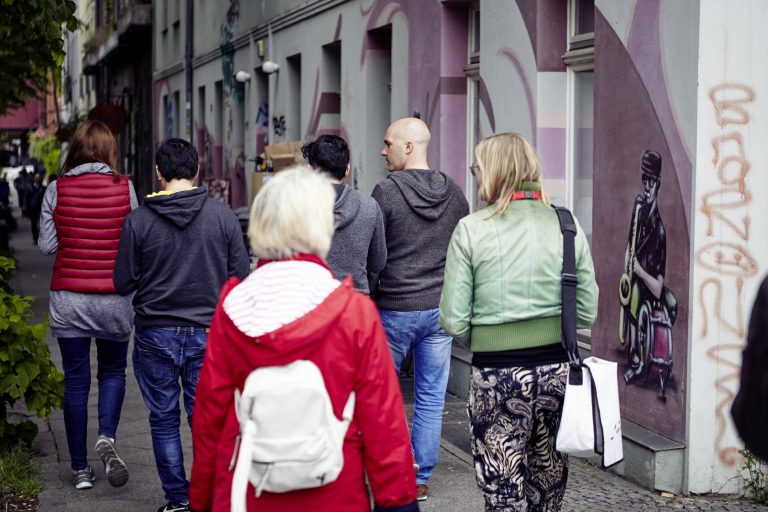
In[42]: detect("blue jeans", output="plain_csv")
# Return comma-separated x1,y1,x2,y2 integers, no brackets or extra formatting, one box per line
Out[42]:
57,337,128,471
379,308,452,485
133,327,207,504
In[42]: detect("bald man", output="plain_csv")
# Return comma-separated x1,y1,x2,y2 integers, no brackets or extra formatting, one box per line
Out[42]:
371,118,469,501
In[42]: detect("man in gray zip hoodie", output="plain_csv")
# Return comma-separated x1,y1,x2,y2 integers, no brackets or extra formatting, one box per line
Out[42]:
372,117,469,501
302,134,386,295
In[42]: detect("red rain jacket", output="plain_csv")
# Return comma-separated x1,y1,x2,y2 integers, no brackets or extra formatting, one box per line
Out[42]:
190,276,418,512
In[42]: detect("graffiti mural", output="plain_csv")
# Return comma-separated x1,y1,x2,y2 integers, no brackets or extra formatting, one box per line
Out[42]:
273,116,286,137
618,150,677,400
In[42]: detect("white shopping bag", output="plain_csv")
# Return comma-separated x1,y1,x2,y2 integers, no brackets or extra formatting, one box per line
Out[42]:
556,356,623,468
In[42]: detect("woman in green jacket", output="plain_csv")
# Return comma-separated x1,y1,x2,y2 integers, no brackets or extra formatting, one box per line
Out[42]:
439,133,598,511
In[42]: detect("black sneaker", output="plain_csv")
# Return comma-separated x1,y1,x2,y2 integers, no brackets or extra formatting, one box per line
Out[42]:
156,503,191,512
95,434,129,487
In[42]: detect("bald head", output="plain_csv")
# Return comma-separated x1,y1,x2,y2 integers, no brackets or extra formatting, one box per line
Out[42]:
381,117,431,172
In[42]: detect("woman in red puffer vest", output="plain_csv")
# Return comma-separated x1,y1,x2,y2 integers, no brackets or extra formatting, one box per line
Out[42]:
38,120,137,491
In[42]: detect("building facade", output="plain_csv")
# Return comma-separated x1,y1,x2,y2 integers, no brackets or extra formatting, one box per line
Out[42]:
77,0,154,198
152,0,768,495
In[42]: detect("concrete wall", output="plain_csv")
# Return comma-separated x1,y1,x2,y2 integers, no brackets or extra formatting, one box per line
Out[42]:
688,0,768,494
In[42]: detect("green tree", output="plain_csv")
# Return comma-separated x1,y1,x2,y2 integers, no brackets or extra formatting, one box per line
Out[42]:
0,0,78,115
29,135,61,177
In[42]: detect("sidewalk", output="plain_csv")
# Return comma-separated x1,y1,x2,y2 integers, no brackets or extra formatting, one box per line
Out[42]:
7,212,767,511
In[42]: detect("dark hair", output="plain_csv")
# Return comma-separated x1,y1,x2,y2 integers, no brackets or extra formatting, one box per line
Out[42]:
155,138,199,181
62,120,121,182
301,135,350,180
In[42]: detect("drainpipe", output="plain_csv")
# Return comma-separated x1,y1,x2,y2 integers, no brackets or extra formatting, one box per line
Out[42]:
267,24,275,145
185,0,193,143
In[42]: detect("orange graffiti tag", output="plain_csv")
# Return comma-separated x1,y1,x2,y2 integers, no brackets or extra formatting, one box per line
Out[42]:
699,82,757,467
709,83,756,127
699,188,751,239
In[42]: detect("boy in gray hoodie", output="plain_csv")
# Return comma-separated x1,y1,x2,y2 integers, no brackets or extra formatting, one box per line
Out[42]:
302,135,386,295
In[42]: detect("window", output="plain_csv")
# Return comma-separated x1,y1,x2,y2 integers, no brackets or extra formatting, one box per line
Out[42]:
173,91,181,138
286,54,302,141
464,2,481,211
564,0,594,347
564,0,594,246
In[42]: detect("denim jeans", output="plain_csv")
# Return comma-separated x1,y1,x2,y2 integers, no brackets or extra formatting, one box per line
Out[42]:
57,337,129,471
133,326,208,504
379,308,452,485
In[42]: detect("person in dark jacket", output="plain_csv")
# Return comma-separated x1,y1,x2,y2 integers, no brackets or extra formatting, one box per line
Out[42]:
732,275,768,462
372,117,469,501
302,134,386,295
25,171,46,244
39,120,138,491
113,138,250,512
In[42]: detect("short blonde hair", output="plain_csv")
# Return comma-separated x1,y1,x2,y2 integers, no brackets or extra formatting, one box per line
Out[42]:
248,165,335,259
476,132,549,215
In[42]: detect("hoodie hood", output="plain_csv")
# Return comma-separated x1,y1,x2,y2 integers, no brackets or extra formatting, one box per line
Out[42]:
334,185,361,230
144,186,208,229
222,261,351,365
65,162,115,177
389,168,455,220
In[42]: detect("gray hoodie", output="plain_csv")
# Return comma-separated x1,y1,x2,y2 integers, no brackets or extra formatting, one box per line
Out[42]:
326,185,386,295
371,169,469,311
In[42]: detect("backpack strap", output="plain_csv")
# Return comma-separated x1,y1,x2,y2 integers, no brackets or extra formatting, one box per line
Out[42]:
554,206,582,384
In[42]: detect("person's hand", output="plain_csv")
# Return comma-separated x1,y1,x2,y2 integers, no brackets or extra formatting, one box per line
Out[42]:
633,258,645,278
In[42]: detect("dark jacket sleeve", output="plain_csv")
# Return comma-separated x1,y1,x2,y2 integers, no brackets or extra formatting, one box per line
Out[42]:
732,275,768,462
227,212,251,279
367,201,387,294
352,297,418,511
113,213,141,295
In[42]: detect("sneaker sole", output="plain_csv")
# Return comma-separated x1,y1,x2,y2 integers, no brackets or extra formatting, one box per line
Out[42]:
95,440,129,487
74,481,93,490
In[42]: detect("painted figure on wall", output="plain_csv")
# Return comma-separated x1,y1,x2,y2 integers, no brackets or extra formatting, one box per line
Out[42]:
618,150,677,399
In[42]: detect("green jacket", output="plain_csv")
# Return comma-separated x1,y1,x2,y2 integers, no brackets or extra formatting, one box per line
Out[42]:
439,197,598,352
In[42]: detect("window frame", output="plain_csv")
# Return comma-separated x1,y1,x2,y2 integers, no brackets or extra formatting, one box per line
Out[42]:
564,0,595,346
464,2,481,211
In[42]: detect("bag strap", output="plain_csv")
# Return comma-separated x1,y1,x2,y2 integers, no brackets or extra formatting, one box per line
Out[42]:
554,206,582,384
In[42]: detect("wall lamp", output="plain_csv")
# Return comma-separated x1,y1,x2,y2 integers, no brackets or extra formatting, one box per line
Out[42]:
262,60,280,74
235,70,251,83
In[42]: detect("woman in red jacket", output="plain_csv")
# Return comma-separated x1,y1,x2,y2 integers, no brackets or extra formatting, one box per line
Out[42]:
39,120,137,490
189,165,418,512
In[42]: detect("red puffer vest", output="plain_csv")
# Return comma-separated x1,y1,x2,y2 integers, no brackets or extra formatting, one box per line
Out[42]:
50,172,131,293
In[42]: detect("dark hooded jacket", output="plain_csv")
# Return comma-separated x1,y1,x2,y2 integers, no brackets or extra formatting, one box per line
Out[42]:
113,187,250,327
371,169,469,311
732,275,768,462
326,185,386,295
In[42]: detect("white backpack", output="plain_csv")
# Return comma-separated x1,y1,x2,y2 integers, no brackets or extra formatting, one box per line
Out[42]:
229,360,355,512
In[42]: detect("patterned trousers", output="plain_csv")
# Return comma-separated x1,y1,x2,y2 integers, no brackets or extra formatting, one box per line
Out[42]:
467,363,569,512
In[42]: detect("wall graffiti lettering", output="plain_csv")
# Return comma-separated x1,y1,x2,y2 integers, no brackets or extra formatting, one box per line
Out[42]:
273,116,286,137
696,82,758,467
256,102,269,128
